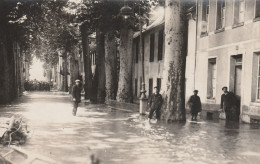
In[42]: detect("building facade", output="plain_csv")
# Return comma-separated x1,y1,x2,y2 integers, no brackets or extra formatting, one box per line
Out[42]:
132,15,165,103
132,0,260,123
186,0,260,123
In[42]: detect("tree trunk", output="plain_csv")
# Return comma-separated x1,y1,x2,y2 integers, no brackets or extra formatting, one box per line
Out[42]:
116,24,134,103
63,52,68,92
81,25,92,100
69,53,79,93
161,0,187,122
0,1,18,104
104,31,117,102
96,29,106,103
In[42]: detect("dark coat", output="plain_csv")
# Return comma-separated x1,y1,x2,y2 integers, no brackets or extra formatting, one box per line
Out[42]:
148,93,163,110
188,95,202,114
220,92,240,121
72,85,81,102
220,92,237,110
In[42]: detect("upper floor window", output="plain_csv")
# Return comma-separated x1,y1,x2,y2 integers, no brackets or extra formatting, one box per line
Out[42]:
216,0,225,30
135,38,139,63
201,0,209,34
255,0,260,18
150,33,155,62
158,29,164,61
234,0,245,24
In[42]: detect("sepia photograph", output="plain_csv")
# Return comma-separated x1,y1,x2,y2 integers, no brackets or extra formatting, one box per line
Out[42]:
0,0,260,163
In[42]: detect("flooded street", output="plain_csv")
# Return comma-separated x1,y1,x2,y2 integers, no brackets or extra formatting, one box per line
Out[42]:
1,92,260,164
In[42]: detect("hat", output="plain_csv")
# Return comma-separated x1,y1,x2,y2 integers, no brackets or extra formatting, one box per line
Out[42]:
75,79,80,82
194,90,198,92
222,86,228,91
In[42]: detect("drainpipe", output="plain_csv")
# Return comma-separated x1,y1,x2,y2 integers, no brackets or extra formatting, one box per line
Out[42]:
194,0,198,91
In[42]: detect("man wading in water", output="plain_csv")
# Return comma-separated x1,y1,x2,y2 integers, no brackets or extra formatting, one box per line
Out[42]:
148,86,163,122
187,90,202,121
220,86,240,122
72,79,82,116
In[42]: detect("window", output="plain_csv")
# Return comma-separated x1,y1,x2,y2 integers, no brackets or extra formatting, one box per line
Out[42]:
234,0,245,24
149,78,153,97
216,0,225,30
157,78,161,91
158,29,164,61
135,79,138,97
252,53,260,102
201,0,209,34
140,77,142,91
207,58,217,99
256,0,260,18
150,33,155,62
257,56,260,99
136,38,139,63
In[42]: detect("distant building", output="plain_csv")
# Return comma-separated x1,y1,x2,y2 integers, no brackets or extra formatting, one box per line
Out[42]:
132,5,165,103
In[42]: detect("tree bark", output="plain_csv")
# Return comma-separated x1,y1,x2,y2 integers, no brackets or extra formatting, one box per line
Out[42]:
116,24,134,103
96,29,106,103
69,53,79,93
63,52,68,92
81,25,93,100
104,31,117,102
161,0,187,122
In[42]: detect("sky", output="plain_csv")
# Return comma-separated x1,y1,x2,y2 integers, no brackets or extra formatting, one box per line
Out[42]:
29,57,47,81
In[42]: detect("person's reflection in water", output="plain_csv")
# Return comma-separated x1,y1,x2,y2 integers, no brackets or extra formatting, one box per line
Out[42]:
220,121,240,159
225,121,240,129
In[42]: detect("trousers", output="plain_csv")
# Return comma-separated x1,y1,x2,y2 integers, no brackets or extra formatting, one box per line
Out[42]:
73,101,79,115
148,107,161,120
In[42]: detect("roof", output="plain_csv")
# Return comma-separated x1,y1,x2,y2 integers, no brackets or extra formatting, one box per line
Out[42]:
133,15,164,38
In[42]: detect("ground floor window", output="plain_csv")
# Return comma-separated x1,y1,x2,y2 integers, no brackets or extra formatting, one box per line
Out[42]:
157,78,161,91
135,79,138,97
140,77,142,93
257,56,260,99
149,78,153,97
207,58,217,99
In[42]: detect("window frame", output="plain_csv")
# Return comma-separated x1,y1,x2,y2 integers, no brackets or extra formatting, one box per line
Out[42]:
135,38,139,63
207,58,217,99
157,78,162,91
149,78,153,97
135,78,138,97
233,0,245,26
215,0,226,31
254,0,260,21
256,56,260,100
158,29,164,61
201,0,210,35
150,33,155,62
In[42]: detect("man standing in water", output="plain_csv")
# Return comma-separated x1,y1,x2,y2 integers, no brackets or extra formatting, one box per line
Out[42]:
220,86,239,121
72,79,82,116
148,86,163,121
187,90,202,121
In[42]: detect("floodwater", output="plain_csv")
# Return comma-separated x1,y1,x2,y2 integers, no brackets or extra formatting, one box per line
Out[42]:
1,92,260,164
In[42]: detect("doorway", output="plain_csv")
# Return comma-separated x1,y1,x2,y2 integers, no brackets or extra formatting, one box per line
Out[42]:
230,55,242,108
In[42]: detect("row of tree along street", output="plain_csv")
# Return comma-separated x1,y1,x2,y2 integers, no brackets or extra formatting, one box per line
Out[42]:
0,0,192,122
